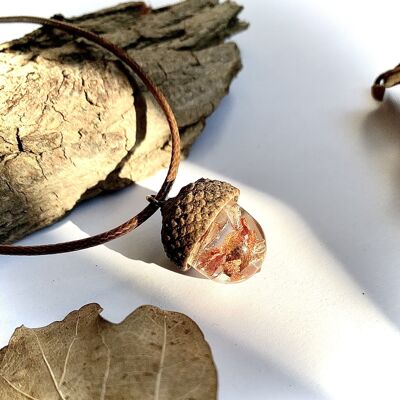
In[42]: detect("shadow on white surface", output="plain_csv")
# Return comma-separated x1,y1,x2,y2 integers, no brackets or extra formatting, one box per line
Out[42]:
3,179,400,399
183,0,400,335
362,96,400,212
2,1,400,399
67,184,206,280
0,243,321,400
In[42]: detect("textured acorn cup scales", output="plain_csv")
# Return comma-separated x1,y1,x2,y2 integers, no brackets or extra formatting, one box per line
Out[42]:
161,179,240,271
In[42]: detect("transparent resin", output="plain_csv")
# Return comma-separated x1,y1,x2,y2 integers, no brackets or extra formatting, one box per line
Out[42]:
188,200,266,283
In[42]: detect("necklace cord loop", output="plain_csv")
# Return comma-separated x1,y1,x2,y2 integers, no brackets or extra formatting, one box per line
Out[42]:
0,16,181,256
371,63,400,101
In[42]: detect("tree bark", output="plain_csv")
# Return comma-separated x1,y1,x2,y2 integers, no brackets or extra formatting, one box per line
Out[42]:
0,0,247,244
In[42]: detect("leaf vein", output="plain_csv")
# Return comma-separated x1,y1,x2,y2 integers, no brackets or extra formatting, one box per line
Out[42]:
154,316,167,400
0,374,41,400
59,312,80,386
33,331,66,400
98,322,111,400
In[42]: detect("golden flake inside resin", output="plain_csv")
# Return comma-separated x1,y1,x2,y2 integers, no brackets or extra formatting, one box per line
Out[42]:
188,200,266,283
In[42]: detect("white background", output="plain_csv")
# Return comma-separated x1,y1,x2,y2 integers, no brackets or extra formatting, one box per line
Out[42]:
1,1,400,399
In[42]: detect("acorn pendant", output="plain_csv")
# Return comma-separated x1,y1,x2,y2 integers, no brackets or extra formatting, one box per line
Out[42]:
160,179,266,283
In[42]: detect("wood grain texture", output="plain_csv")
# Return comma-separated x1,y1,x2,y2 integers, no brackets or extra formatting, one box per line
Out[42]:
0,0,247,244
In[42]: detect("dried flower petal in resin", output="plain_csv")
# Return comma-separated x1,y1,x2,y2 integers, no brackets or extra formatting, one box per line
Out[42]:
188,201,266,283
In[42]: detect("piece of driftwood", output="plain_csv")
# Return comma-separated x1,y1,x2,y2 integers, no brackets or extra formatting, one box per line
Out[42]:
0,0,247,244
0,0,247,243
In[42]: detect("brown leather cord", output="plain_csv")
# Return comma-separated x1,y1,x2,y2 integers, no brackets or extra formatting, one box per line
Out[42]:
0,16,181,256
371,63,400,101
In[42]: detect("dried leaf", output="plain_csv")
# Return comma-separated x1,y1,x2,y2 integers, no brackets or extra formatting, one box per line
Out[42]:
0,304,217,400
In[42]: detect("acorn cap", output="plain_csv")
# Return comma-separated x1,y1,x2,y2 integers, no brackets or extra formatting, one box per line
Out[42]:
161,178,240,271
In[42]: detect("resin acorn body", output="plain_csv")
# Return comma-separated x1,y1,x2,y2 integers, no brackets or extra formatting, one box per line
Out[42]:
161,178,266,283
